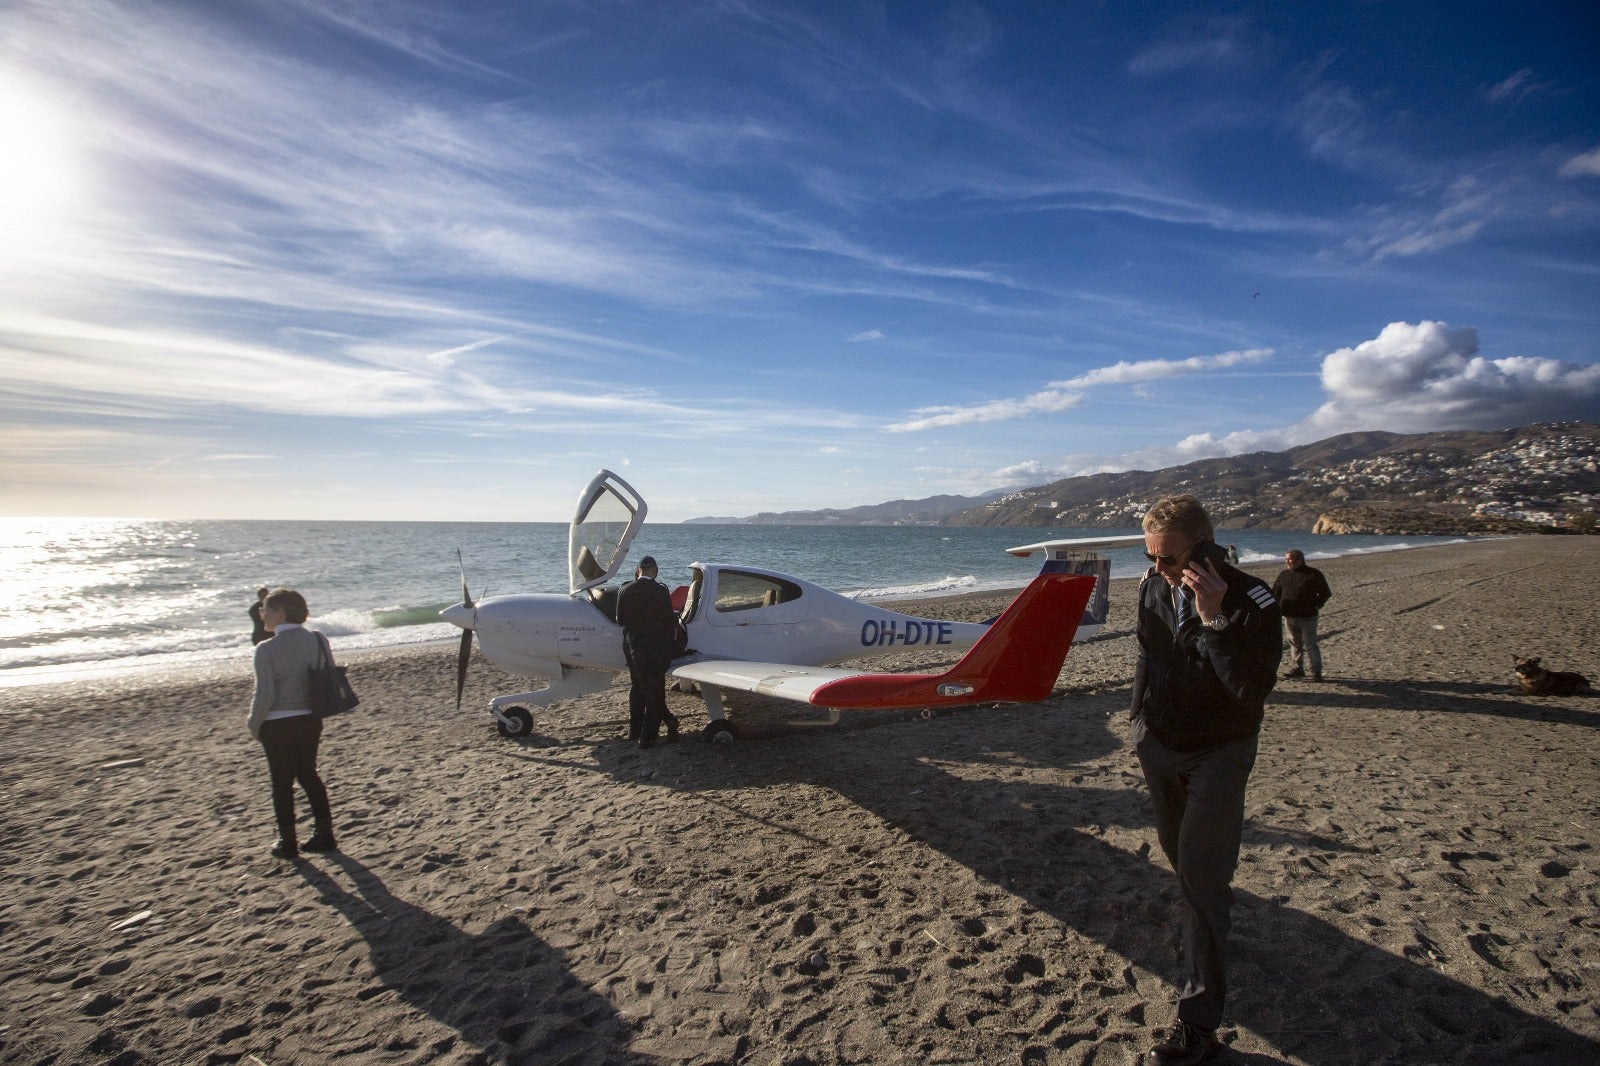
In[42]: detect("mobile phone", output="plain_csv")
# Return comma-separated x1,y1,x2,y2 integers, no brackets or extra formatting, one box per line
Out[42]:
1190,540,1230,570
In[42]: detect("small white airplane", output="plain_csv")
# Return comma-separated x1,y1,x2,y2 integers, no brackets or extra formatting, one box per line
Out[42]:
442,470,1144,741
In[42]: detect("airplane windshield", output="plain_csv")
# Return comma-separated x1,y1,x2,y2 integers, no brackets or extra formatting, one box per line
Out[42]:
568,472,646,594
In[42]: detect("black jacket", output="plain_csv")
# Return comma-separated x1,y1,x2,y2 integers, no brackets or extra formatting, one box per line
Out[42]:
616,577,676,657
1272,565,1332,618
1131,564,1282,752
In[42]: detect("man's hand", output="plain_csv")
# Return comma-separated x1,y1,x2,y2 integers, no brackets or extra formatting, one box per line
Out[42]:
1183,559,1227,621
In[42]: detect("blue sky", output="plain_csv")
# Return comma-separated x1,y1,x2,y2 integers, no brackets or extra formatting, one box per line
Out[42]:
2,1,1597,522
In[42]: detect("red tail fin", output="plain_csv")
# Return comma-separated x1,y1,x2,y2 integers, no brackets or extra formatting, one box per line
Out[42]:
809,572,1095,710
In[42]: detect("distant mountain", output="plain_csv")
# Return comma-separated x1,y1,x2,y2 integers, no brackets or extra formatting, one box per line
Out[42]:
684,491,1004,526
684,422,1600,534
943,422,1600,534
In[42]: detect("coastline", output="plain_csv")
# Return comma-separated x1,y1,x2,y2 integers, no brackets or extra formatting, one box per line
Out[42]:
2,536,1597,1063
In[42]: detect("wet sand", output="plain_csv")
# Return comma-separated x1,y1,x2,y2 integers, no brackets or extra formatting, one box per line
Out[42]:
2,536,1597,1064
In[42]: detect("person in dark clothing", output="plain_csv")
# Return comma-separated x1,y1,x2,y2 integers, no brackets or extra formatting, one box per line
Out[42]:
249,586,271,645
1272,549,1332,681
1131,495,1281,1065
614,555,679,748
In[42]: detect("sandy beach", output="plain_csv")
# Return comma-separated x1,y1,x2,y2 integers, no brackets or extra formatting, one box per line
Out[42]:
2,536,1598,1065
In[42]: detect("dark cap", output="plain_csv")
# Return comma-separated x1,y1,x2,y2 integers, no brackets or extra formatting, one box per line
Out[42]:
638,555,657,569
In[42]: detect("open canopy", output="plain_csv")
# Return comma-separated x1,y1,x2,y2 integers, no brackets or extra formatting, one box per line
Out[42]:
568,469,647,594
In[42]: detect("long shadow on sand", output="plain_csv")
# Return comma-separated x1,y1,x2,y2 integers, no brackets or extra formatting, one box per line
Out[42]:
1271,677,1599,730
299,856,653,1065
823,754,1597,1064
587,698,1599,1064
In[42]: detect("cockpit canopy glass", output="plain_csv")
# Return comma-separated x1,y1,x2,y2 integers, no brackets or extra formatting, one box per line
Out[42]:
568,471,646,594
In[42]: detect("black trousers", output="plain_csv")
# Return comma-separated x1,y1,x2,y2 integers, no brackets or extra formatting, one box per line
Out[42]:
260,714,331,843
1136,730,1258,1030
625,644,676,741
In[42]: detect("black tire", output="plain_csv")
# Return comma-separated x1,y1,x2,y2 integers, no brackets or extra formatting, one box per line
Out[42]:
496,707,534,738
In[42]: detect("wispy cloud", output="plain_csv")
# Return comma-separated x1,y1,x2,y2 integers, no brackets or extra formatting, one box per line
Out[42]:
1483,68,1557,105
1052,348,1272,388
1558,146,1600,179
885,346,1273,433
0,314,705,423
1128,23,1248,77
1345,177,1494,261
885,390,1083,433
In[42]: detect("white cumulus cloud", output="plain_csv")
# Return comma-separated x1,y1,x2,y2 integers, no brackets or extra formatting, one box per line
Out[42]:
1021,321,1600,477
1309,320,1600,434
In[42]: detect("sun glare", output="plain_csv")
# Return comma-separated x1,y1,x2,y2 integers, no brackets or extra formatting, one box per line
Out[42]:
0,68,85,241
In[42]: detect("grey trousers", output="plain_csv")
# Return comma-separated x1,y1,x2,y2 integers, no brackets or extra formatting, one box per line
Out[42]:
1137,731,1259,1031
1285,615,1322,675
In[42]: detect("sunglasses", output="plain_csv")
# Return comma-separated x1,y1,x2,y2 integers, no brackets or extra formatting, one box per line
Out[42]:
1143,543,1194,566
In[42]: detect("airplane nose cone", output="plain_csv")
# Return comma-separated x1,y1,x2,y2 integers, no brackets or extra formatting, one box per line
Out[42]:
440,603,475,631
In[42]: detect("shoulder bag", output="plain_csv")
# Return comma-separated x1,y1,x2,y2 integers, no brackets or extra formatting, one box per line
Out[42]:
308,631,359,716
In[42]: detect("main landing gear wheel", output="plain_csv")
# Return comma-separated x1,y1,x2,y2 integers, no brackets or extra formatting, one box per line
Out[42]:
496,707,535,738
704,721,736,744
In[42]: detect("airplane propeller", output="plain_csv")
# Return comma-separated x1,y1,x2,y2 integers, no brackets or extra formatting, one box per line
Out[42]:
454,549,474,711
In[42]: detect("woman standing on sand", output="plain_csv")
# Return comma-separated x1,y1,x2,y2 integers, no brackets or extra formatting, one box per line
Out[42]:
247,587,337,859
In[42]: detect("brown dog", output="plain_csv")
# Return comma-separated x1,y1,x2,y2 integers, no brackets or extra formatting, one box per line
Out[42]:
1513,656,1593,696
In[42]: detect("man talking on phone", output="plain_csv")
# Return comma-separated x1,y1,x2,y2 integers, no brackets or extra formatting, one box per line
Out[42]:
1131,495,1282,1065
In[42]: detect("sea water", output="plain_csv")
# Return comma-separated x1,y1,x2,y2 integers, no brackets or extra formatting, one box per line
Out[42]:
0,517,1466,689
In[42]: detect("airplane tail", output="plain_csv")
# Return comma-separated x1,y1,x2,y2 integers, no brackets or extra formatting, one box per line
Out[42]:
809,572,1096,710
1041,554,1111,629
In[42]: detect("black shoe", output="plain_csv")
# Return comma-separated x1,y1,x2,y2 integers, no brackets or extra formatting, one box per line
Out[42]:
1145,1022,1221,1065
302,832,337,853
271,839,299,859
1283,667,1305,679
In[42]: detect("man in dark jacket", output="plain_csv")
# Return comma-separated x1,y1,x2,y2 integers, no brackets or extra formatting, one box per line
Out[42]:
614,555,679,748
1272,549,1332,681
1131,496,1281,1065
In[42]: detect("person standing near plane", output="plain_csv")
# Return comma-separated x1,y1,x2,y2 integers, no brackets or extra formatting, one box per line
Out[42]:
248,587,337,859
1131,495,1281,1065
249,585,271,645
615,555,679,748
1272,549,1332,681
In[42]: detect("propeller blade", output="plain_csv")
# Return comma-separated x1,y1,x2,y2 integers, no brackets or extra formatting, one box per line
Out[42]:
457,548,473,608
455,627,473,712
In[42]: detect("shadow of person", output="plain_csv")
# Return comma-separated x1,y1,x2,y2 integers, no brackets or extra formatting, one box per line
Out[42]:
558,691,1597,1063
1270,677,1600,730
298,855,654,1064
810,741,1600,1064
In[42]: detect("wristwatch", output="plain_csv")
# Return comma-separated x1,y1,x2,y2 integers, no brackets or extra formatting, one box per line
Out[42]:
1205,614,1230,631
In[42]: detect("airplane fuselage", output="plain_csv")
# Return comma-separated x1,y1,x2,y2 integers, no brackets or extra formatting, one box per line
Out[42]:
442,561,992,685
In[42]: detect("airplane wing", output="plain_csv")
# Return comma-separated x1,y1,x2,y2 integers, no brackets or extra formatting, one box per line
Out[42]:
670,571,1095,710
1005,534,1146,557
